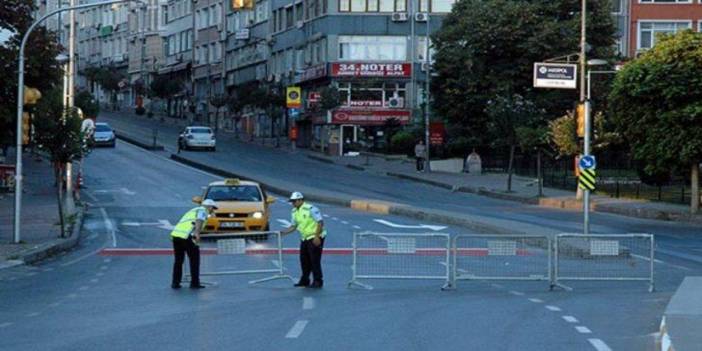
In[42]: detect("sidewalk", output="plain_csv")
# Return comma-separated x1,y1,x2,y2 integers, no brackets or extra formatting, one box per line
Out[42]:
301,151,702,224
0,152,84,269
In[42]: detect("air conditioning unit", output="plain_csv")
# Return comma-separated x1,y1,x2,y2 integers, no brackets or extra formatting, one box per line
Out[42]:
415,12,428,22
266,34,274,43
391,12,408,22
387,97,404,108
420,62,430,71
296,20,304,29
267,74,274,82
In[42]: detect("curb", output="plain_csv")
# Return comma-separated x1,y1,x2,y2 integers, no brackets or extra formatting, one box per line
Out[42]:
115,133,165,151
10,205,86,267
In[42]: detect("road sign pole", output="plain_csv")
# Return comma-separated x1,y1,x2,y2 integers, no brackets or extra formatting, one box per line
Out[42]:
583,100,591,235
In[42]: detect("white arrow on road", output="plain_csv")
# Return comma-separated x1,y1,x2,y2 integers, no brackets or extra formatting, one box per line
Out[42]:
276,219,292,227
122,219,174,230
373,219,446,231
94,187,136,196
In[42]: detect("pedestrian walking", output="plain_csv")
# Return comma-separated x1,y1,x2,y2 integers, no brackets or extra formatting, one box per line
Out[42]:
170,199,217,289
281,192,327,288
414,140,426,172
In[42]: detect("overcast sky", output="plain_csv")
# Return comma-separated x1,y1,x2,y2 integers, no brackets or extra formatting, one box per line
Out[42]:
0,27,14,47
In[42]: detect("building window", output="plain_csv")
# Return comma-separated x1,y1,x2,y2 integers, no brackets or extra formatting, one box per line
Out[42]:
638,21,691,50
340,0,407,12
295,2,303,22
339,36,406,61
337,82,407,107
612,0,622,14
640,0,690,3
418,0,454,12
286,6,294,28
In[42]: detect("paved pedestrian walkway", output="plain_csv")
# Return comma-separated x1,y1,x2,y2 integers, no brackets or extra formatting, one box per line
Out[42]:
0,151,81,269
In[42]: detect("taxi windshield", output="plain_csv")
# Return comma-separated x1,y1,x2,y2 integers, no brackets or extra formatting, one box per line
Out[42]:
205,185,262,202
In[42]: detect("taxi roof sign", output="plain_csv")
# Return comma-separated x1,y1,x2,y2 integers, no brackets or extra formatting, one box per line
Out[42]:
224,178,241,185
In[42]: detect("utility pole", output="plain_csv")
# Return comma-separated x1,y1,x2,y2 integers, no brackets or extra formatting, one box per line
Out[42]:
424,13,430,173
580,0,591,235
191,0,197,124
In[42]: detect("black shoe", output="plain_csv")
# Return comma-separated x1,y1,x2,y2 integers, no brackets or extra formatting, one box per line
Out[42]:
294,281,310,287
190,284,206,289
307,281,323,289
171,284,181,289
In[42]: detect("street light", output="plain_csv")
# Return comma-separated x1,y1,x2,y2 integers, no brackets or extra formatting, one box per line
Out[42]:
13,0,145,244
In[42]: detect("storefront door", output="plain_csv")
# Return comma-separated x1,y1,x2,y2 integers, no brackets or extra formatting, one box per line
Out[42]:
340,124,358,156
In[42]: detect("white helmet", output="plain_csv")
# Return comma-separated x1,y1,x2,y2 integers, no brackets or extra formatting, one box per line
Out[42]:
288,192,304,201
201,199,218,209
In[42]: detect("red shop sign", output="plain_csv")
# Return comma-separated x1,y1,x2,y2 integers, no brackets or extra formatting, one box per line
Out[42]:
429,122,445,145
332,110,410,126
331,63,412,78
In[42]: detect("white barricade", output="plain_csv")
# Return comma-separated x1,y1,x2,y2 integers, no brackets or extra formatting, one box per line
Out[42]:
451,235,552,288
186,231,294,285
554,233,654,292
347,232,451,290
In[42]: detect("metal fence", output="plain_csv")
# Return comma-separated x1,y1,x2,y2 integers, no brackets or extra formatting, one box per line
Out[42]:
554,233,654,292
451,235,552,287
348,232,451,290
186,231,294,285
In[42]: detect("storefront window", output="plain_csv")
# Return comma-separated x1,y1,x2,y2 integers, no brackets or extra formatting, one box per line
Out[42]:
339,36,406,61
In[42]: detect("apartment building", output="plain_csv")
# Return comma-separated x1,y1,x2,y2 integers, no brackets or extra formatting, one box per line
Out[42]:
628,0,702,56
192,0,226,123
127,0,167,108
159,0,194,117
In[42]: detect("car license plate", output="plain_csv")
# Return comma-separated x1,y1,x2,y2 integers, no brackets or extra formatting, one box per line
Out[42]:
220,222,244,228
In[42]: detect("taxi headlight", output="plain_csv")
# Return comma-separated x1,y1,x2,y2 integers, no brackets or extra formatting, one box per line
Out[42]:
252,212,263,219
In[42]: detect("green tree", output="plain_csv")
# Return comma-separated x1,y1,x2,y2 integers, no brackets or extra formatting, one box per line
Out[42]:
432,0,616,148
1,0,63,151
74,90,99,119
609,30,702,213
33,89,90,238
149,75,182,115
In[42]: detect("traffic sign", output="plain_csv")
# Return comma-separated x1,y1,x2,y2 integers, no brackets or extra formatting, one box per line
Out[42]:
286,86,301,108
288,108,299,118
533,63,577,89
579,169,596,191
579,155,596,170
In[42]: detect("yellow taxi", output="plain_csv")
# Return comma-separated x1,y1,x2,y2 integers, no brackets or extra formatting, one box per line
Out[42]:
192,178,275,235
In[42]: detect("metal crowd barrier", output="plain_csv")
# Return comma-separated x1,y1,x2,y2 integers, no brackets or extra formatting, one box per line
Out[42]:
554,233,654,292
186,231,294,285
451,235,552,288
348,232,451,290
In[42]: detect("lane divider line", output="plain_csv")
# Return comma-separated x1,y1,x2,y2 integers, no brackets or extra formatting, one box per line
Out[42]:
509,291,524,296
0,322,13,328
528,298,543,303
587,338,612,351
285,320,309,338
562,316,578,323
576,326,592,334
545,305,562,312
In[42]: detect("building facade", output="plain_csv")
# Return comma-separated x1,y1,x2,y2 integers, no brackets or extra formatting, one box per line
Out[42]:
193,0,226,123
159,0,194,118
628,0,702,57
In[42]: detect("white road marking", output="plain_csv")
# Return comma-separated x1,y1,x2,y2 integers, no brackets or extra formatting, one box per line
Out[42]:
100,207,116,247
60,247,106,267
78,286,89,291
352,225,361,230
285,320,309,338
373,219,447,231
588,339,612,351
276,219,292,227
323,214,329,218
563,315,577,323
0,322,13,328
509,290,524,296
631,254,692,271
90,279,99,283
545,305,562,312
303,297,315,310
49,302,61,307
528,298,543,303
491,283,504,289
96,272,105,277
271,260,281,269
341,220,349,225
100,266,108,270
26,312,40,317
67,294,77,299
25,272,38,277
331,217,339,221
121,220,173,230
103,258,111,263
576,326,592,334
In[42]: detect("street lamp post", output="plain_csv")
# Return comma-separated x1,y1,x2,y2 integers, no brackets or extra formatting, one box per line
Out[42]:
13,0,144,244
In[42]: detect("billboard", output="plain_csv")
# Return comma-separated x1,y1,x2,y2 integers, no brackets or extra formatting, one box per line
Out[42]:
533,63,577,89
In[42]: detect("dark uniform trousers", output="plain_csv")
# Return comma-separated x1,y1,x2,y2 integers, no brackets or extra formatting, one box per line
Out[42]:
299,237,325,284
172,237,200,286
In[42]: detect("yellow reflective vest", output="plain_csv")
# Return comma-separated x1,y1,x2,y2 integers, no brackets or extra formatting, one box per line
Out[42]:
292,203,327,241
170,206,205,239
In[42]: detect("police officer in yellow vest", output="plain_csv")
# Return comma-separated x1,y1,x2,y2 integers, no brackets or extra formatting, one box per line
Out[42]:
281,192,327,288
170,199,217,289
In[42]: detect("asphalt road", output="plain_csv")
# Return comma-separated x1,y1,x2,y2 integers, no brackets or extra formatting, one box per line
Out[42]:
0,138,698,350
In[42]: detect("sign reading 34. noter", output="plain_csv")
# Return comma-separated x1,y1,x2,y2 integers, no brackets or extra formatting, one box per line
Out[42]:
533,62,577,89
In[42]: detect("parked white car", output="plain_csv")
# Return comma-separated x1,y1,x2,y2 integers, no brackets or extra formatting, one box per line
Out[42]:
178,126,216,151
92,122,116,147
